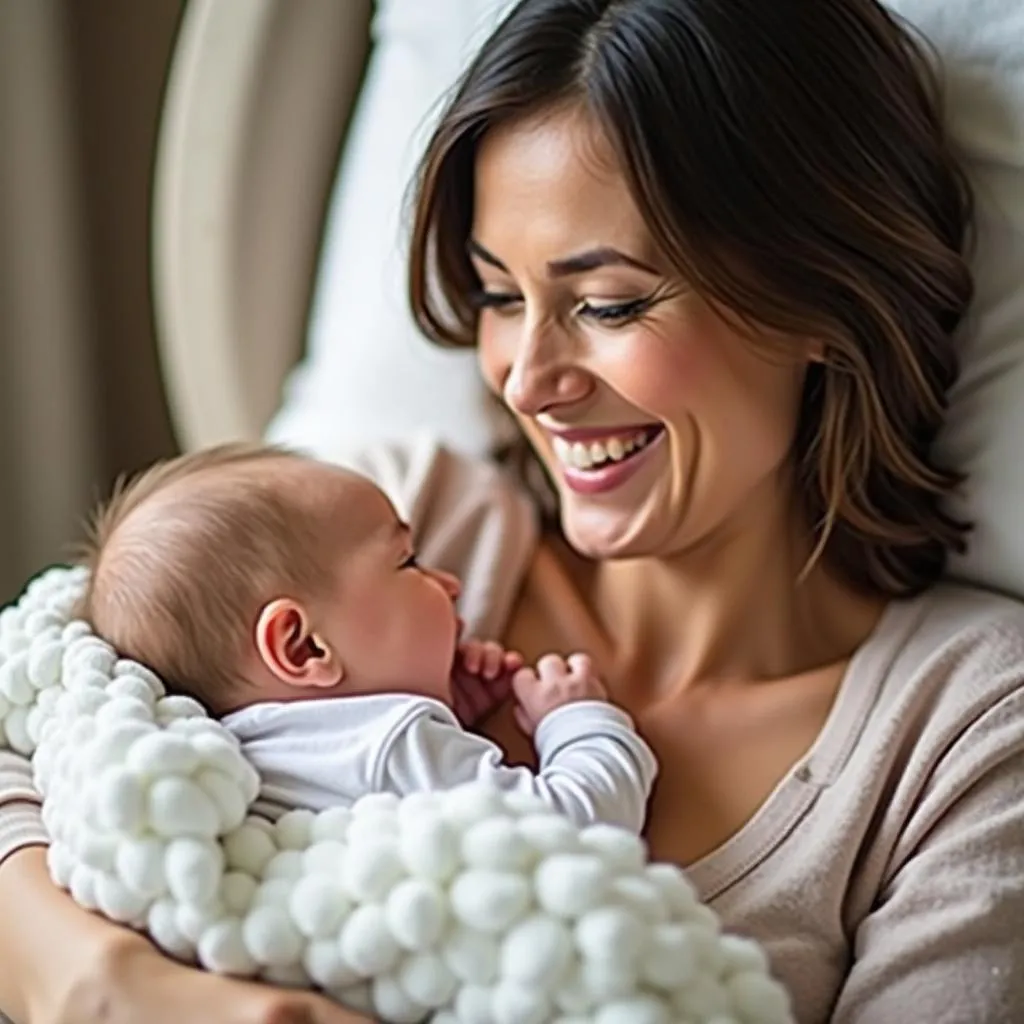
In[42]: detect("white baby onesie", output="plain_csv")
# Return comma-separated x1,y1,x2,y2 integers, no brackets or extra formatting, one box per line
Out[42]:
222,695,657,833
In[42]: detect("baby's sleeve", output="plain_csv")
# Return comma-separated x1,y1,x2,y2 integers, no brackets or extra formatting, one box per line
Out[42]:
532,702,659,833
378,701,657,833
373,708,508,794
323,436,539,640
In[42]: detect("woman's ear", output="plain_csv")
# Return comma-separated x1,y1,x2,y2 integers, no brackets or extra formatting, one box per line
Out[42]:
254,598,343,689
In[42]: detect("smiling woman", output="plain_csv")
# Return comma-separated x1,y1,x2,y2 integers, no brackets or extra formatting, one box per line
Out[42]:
471,111,809,562
410,0,971,594
401,0,1024,1021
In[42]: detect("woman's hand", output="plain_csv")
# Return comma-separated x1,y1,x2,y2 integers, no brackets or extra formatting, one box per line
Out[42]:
39,932,370,1024
451,638,522,728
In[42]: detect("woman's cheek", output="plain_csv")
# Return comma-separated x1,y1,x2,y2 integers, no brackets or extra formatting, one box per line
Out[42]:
604,330,707,413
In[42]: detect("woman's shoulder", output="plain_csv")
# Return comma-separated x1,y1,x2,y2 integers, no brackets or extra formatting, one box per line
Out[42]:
336,435,541,638
854,581,1024,772
909,579,1024,636
881,581,1024,699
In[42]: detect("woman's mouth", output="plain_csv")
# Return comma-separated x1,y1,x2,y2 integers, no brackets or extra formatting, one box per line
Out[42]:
549,425,665,495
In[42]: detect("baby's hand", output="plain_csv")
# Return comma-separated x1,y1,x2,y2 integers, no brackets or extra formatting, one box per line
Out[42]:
457,639,524,680
451,639,523,728
512,652,608,735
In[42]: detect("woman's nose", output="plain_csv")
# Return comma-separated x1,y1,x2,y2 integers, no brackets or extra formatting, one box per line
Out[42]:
502,320,591,417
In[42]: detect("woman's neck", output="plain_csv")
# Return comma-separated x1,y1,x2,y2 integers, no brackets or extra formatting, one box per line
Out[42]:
586,495,886,697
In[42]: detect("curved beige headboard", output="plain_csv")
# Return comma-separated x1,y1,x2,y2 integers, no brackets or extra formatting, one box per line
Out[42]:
152,0,372,450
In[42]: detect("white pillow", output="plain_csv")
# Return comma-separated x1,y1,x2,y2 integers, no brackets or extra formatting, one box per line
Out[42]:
886,0,1024,597
272,0,1024,598
265,0,519,462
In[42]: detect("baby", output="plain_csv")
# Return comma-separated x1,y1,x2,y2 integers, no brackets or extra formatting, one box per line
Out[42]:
78,443,657,832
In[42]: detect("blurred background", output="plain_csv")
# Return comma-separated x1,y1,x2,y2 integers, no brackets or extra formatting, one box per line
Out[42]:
0,0,503,602
0,1,183,595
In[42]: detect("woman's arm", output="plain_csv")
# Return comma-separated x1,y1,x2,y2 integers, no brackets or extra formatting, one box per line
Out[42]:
831,691,1024,1022
0,752,47,865
0,845,369,1024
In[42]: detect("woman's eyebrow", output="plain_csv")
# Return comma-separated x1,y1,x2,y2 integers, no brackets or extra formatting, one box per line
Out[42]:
467,239,508,271
546,247,659,277
467,239,657,277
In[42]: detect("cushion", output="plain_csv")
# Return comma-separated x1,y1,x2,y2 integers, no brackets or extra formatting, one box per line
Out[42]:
886,0,1024,598
265,0,520,462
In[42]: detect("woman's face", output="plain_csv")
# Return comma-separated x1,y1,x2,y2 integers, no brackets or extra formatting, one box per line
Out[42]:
471,109,811,560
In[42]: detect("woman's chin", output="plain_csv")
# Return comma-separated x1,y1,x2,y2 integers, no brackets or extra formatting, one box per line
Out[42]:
560,506,658,561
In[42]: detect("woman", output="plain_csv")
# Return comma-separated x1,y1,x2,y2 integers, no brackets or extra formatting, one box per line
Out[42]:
2,0,1023,1022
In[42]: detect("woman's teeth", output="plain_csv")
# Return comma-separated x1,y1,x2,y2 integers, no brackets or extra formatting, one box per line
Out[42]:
552,430,655,471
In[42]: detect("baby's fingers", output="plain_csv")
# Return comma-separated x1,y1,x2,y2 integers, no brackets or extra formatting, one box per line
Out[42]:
536,653,570,681
567,652,594,677
511,666,538,699
458,639,484,674
459,639,517,680
503,649,525,673
481,641,507,679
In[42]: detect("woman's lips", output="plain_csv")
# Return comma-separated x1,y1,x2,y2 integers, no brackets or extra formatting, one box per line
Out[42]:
553,426,666,495
545,423,658,443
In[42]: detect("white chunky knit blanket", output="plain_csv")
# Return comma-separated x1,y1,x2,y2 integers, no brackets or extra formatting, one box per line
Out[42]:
0,566,793,1024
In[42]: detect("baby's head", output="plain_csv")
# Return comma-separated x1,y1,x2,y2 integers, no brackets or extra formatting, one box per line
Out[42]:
78,444,462,714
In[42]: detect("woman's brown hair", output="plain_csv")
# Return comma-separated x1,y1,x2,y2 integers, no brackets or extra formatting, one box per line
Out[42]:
409,0,974,598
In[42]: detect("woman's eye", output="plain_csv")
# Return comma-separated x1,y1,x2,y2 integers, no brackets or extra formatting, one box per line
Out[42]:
579,297,651,325
470,290,522,316
470,290,658,326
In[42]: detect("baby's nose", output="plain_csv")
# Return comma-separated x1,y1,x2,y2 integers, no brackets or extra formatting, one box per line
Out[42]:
431,568,462,601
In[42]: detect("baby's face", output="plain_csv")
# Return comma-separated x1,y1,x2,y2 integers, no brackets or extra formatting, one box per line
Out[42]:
310,468,462,702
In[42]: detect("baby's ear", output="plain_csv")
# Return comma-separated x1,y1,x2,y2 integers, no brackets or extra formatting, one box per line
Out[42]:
255,598,343,689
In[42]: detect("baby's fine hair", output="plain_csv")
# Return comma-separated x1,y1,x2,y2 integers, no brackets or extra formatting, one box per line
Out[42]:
77,443,336,712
